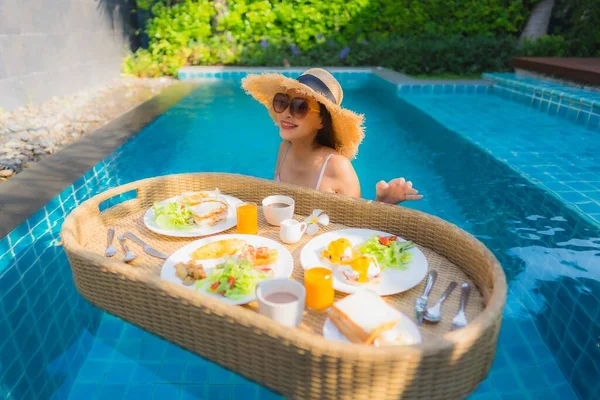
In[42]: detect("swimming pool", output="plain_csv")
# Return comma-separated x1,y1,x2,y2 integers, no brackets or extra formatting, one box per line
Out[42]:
0,70,598,400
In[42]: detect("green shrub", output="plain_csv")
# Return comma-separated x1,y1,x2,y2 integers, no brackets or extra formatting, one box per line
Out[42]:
550,0,600,56
238,36,519,75
124,0,590,77
519,35,570,57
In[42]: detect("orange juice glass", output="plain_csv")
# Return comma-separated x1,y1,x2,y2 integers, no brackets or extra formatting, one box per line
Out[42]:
236,202,258,234
304,267,334,311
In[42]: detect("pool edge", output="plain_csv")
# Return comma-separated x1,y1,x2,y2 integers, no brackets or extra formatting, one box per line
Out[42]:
0,82,198,238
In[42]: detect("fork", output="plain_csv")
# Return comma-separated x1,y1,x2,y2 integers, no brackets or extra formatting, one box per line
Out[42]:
118,235,136,263
423,281,458,323
104,227,116,257
415,270,437,325
451,283,471,331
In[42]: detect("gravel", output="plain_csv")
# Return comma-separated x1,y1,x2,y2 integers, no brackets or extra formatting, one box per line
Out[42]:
0,77,176,182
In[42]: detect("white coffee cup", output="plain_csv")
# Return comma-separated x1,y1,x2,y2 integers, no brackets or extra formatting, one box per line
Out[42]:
279,219,307,244
262,195,295,226
255,278,306,327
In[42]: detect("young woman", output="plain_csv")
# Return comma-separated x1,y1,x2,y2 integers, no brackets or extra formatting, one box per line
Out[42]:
242,68,422,204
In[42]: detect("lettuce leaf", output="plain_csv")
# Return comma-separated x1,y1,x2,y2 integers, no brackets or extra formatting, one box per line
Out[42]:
153,201,194,230
358,235,414,270
205,258,266,300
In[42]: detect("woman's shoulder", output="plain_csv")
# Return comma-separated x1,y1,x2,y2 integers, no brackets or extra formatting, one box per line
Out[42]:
324,153,357,180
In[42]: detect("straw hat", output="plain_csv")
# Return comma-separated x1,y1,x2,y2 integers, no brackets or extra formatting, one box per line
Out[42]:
241,68,365,159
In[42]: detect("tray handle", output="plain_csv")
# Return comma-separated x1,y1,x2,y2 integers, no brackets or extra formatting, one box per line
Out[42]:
90,181,144,213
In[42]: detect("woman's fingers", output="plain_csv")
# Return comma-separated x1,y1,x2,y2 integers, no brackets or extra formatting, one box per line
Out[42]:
376,180,389,189
406,194,424,200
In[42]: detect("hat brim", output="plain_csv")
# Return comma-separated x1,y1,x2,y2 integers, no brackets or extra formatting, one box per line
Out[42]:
241,74,365,159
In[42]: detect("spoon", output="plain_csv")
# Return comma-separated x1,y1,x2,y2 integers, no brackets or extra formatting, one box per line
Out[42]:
423,281,457,323
118,236,136,263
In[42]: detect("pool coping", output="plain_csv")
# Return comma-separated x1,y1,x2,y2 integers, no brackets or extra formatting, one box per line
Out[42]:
0,66,489,239
178,65,491,86
0,83,197,239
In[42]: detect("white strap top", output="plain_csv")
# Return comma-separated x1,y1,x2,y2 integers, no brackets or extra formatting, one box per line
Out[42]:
275,142,334,190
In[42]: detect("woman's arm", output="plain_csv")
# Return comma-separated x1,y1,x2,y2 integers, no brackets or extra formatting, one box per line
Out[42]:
323,155,361,198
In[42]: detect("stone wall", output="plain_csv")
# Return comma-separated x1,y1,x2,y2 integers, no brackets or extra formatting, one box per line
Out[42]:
0,0,137,110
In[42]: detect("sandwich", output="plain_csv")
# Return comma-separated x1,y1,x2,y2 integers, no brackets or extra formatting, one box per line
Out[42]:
328,290,401,345
180,188,222,206
339,254,381,285
321,238,354,265
189,199,229,226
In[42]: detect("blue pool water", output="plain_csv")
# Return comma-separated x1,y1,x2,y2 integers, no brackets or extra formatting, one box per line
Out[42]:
1,73,599,400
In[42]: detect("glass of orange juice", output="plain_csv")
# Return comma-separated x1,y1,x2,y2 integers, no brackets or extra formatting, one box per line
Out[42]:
304,267,334,312
236,202,258,234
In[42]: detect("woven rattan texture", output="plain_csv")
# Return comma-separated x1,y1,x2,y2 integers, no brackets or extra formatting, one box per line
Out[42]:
62,173,506,400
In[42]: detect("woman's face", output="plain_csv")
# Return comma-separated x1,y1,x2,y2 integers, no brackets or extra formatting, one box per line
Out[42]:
276,89,322,141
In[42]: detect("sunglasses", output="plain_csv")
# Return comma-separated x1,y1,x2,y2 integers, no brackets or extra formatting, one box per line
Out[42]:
272,93,320,119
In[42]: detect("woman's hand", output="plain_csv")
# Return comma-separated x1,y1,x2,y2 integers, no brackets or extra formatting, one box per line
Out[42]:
375,178,423,204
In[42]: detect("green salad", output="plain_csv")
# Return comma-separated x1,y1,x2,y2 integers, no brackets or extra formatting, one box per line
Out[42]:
197,258,266,299
153,201,194,230
358,235,414,270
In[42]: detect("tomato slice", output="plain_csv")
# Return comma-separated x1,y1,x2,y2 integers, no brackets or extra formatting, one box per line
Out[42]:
227,276,236,289
210,282,219,291
379,235,397,246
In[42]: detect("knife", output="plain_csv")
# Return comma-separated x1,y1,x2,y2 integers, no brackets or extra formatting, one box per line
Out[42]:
122,232,168,259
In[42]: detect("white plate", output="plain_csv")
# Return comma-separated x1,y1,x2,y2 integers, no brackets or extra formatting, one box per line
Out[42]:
143,193,243,237
323,309,422,345
300,228,428,295
160,234,294,305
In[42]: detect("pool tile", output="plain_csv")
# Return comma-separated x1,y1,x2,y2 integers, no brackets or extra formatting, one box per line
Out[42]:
68,382,101,400
207,364,234,384
206,385,233,400
505,345,536,367
530,388,559,400
499,393,527,400
256,387,285,400
75,360,108,383
552,383,579,400
232,385,258,400
576,201,600,214
179,385,207,400
96,384,128,400
163,343,192,361
152,384,181,399
157,362,186,383
130,362,160,383
470,394,502,400
125,384,154,399
183,362,208,384
97,318,125,340
520,366,548,390
104,361,135,383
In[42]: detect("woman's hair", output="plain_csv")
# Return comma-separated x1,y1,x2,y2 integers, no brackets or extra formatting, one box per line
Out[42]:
314,103,337,150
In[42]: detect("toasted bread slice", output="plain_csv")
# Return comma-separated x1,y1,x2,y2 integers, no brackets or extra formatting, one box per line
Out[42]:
328,290,399,345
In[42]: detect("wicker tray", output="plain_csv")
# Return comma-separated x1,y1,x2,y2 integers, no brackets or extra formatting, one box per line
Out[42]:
61,173,506,400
